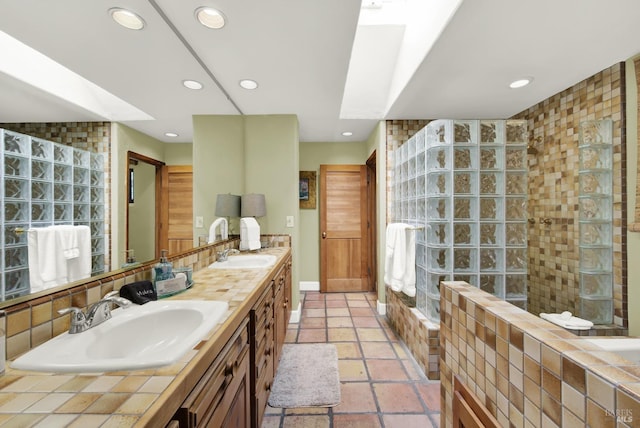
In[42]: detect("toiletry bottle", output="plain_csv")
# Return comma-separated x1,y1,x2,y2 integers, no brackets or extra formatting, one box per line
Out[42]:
152,250,173,284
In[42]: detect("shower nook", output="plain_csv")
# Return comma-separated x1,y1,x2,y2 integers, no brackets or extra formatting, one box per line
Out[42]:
391,119,529,321
0,129,107,300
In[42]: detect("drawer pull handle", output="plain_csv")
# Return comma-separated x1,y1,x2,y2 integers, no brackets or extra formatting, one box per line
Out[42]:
266,382,272,392
224,362,234,376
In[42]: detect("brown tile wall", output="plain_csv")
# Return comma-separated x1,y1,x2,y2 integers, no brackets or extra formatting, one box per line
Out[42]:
2,235,291,360
385,287,440,380
511,63,627,328
440,281,639,428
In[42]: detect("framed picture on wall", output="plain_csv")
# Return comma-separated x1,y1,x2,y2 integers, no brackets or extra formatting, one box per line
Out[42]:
299,171,316,209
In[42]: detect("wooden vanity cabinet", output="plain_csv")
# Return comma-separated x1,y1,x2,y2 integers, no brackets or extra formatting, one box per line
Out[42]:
273,257,292,364
172,318,250,428
250,283,275,428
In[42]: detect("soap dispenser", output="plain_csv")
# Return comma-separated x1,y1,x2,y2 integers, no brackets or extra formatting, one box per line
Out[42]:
152,250,173,284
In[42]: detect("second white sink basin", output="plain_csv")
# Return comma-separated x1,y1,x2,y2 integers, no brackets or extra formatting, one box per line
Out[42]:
12,299,229,373
208,254,277,269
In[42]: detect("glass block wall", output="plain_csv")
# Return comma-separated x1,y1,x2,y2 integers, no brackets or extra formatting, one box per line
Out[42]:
1,129,106,300
392,119,528,322
578,120,613,324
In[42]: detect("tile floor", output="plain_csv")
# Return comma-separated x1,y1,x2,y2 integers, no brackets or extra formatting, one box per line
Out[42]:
262,291,441,427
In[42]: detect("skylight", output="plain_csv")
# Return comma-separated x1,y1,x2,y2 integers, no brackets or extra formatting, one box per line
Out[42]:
340,0,463,119
0,30,154,122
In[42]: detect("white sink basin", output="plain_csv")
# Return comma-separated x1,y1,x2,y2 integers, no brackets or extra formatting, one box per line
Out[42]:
11,300,229,373
208,254,277,269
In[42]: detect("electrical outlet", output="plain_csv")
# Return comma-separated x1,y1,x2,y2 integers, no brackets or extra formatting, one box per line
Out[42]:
286,216,294,228
195,216,204,228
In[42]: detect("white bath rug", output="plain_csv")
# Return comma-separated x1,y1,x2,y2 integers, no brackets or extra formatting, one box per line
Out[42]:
268,343,341,408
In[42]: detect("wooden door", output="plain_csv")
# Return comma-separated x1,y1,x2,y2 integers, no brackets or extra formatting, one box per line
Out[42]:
160,165,193,255
320,164,370,292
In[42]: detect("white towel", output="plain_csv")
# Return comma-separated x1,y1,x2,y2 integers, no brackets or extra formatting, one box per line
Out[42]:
540,311,594,330
240,217,261,251
66,225,91,283
208,217,228,243
56,225,80,259
28,227,65,291
384,223,416,297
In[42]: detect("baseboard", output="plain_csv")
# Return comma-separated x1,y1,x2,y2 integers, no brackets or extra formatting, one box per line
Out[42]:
299,281,319,291
377,300,386,316
289,301,302,323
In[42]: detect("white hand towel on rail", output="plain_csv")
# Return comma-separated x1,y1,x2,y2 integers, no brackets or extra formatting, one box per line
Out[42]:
27,227,67,291
384,223,416,297
56,224,80,259
208,217,228,243
66,225,91,283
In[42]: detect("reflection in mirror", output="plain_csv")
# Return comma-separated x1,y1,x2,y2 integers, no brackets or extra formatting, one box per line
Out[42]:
127,155,159,263
0,128,108,301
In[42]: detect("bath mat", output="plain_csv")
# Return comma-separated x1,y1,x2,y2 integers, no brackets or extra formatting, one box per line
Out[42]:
268,343,341,408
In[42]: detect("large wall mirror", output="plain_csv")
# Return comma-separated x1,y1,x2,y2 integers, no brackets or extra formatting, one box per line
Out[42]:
0,124,195,307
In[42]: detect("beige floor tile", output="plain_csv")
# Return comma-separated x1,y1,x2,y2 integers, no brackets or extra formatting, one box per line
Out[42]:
338,360,369,381
328,328,357,342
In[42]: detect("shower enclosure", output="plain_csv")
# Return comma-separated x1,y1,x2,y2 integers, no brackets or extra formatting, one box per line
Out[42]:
392,119,528,322
1,129,106,300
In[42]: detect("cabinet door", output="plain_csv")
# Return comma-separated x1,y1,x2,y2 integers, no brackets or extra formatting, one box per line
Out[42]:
174,318,250,428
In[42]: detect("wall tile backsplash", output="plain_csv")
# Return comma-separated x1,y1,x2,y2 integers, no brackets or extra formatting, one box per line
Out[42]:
512,63,626,329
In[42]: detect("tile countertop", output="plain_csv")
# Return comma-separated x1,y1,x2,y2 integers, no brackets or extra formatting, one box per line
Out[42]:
0,247,291,428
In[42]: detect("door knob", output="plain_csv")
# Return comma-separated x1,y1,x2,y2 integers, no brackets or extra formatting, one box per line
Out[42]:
322,232,326,239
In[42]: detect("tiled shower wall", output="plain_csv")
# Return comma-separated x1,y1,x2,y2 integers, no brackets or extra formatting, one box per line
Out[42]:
0,122,112,270
512,63,627,330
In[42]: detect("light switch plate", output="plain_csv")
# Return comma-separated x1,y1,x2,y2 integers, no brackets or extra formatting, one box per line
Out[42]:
195,216,204,228
286,216,294,228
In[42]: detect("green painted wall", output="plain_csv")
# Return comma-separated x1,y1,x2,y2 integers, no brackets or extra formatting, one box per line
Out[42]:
192,115,301,310
111,123,166,269
364,122,388,307
298,141,368,282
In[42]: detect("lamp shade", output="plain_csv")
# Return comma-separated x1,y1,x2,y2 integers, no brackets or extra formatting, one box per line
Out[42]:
215,194,241,217
241,193,267,217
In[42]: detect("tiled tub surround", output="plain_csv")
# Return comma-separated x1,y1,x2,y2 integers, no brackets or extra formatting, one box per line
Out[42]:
440,281,640,428
0,240,291,426
386,287,440,380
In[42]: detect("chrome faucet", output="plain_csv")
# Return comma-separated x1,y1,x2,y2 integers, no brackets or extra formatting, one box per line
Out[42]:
58,290,132,334
217,248,239,262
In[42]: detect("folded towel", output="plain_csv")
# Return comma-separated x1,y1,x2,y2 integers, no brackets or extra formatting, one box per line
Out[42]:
240,217,261,251
540,311,594,330
56,225,79,260
28,227,66,291
119,281,157,304
66,225,91,283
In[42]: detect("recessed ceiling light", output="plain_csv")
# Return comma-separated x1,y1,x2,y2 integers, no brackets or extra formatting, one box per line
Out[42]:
109,8,145,30
342,131,353,137
195,7,226,29
182,79,203,90
165,132,179,138
509,77,533,89
239,79,258,90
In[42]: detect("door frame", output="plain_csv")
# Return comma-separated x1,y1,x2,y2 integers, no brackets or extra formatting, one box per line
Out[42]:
319,163,376,292
125,151,165,259
366,151,377,292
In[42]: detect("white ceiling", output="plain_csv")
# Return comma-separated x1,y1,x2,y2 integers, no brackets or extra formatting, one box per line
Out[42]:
0,0,639,143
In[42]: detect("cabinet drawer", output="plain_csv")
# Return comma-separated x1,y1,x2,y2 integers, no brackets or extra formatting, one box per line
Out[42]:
175,318,250,428
254,364,274,428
